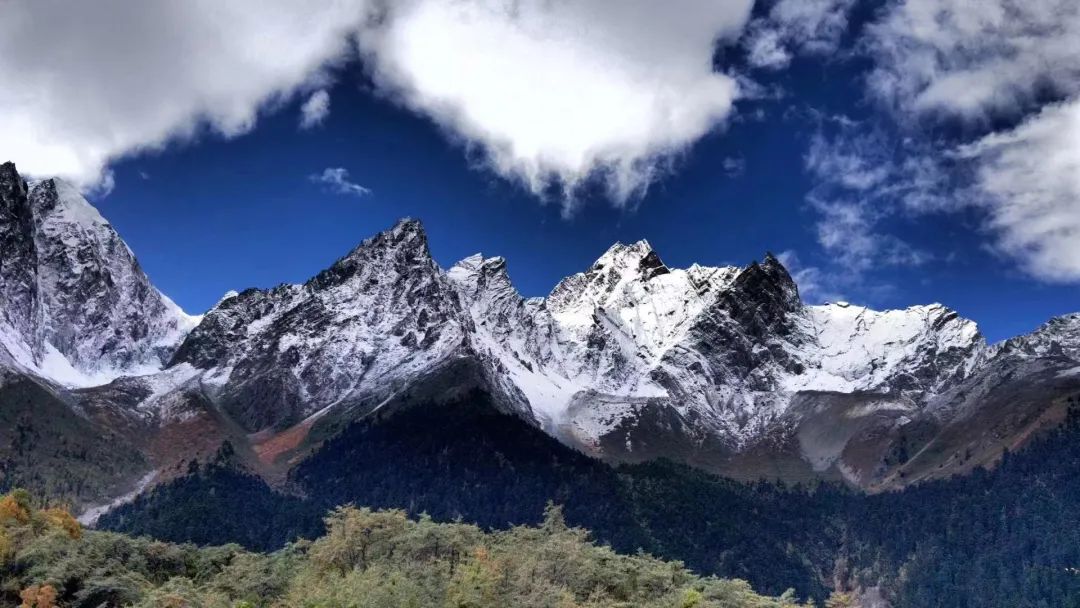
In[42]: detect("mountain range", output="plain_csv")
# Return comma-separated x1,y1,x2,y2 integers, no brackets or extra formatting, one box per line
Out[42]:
2,159,1079,518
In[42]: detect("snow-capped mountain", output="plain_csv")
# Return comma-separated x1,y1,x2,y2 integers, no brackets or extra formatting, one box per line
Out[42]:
449,238,989,457
169,218,482,432
158,216,1073,490
0,162,199,387
2,164,1079,507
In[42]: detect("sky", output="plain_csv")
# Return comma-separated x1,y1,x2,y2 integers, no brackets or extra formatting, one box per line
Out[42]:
1,0,1078,343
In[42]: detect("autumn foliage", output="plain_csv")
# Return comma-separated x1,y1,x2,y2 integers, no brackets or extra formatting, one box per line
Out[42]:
19,584,57,608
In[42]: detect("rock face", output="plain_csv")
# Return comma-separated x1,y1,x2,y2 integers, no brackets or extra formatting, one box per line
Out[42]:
2,161,1079,504
0,163,199,386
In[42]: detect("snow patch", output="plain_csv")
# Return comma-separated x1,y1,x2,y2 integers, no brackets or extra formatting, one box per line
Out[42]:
77,470,157,526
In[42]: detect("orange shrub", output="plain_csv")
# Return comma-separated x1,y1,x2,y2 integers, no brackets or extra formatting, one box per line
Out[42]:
40,507,82,540
0,495,31,525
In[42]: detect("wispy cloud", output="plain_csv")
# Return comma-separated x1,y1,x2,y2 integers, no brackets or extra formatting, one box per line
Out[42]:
299,89,331,129
865,0,1080,121
797,0,1080,285
802,120,934,274
743,0,857,70
309,167,371,198
775,250,845,303
721,156,746,177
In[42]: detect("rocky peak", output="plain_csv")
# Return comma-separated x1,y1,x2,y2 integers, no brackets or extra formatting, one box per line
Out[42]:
311,218,434,290
715,254,802,338
29,178,110,227
448,254,511,295
996,313,1080,360
592,240,653,269
0,162,39,350
0,161,27,201
449,253,522,317
171,218,472,431
0,162,198,387
548,240,672,315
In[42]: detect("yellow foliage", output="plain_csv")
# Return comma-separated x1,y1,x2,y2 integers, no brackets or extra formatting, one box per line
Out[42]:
40,507,83,540
680,588,705,608
0,495,31,525
824,591,856,608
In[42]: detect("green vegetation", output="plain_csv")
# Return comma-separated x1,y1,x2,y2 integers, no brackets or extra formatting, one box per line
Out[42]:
0,377,146,506
2,491,816,608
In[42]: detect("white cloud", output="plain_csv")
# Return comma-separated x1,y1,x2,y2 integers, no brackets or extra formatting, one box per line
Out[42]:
0,0,370,190
958,100,1080,281
865,0,1080,120
805,130,892,192
310,167,371,198
300,89,331,129
812,0,1080,285
356,0,754,211
744,0,857,70
86,169,116,200
0,0,761,209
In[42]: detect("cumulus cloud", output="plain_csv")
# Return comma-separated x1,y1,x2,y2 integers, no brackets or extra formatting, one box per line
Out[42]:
356,0,754,211
744,0,857,70
0,0,760,209
958,100,1080,281
865,0,1080,120
0,0,369,191
310,167,371,198
300,90,332,129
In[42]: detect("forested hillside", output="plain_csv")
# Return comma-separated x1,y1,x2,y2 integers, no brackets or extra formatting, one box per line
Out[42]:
1,489,817,607
100,394,1080,606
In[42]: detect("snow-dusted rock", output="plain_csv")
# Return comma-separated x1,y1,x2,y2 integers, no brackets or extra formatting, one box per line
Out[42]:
450,239,991,453
171,218,475,431
0,162,199,387
5,160,1078,489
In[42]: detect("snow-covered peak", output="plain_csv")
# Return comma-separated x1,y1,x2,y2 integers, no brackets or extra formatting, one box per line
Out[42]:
548,240,671,315
0,162,199,387
448,253,511,295
171,218,472,432
591,239,656,271
793,302,986,395
995,312,1080,360
30,178,109,227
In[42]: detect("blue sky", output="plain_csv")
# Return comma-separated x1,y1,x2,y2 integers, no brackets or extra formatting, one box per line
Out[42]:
4,0,1079,343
